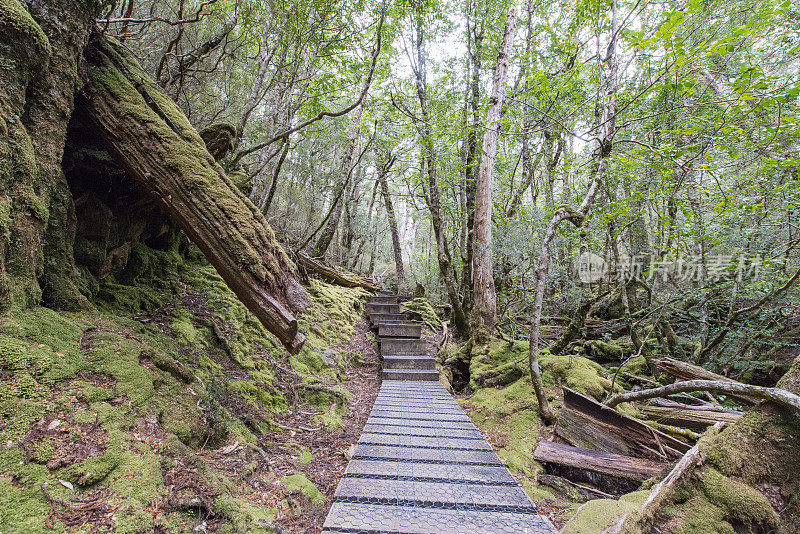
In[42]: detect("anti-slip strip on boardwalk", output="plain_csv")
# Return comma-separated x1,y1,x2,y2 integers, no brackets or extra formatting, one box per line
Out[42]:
368,414,473,423
360,428,485,439
369,414,472,422
352,455,503,467
357,441,491,452
342,473,519,487
332,496,539,515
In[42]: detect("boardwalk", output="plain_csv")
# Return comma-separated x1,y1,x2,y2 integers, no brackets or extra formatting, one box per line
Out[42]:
321,295,556,534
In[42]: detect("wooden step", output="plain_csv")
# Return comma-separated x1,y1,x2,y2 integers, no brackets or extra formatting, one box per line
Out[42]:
367,303,402,315
383,355,436,370
377,323,422,338
379,337,428,355
367,295,399,305
369,313,408,324
381,369,440,381
534,440,666,481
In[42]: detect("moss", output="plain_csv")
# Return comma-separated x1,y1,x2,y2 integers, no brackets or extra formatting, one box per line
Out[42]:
0,475,56,532
669,495,735,534
228,171,252,195
301,279,368,348
73,381,114,403
562,490,650,534
401,297,441,327
282,473,326,507
0,0,52,58
460,379,542,477
468,339,527,391
698,467,778,527
541,351,618,400
171,306,202,345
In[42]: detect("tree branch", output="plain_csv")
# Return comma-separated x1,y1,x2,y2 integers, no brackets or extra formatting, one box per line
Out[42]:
229,8,385,166
605,380,800,413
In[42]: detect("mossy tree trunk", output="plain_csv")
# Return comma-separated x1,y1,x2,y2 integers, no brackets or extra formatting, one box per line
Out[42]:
79,35,311,353
0,0,102,313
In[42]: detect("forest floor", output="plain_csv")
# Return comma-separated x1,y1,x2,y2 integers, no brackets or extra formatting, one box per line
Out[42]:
0,250,382,534
260,318,381,533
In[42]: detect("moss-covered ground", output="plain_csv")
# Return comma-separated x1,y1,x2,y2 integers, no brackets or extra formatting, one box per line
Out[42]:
456,338,626,525
0,246,371,533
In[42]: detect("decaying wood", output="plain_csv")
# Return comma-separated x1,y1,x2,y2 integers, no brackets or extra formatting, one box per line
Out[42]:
557,388,689,461
80,35,311,353
534,440,666,481
296,253,380,291
605,379,800,413
538,474,614,501
639,404,740,431
603,424,723,534
652,357,755,404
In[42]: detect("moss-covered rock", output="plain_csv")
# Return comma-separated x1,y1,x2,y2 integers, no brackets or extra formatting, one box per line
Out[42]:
562,490,650,534
541,351,619,400
401,297,441,327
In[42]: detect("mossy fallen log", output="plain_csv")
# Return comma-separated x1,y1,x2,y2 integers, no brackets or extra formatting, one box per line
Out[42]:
79,35,311,353
296,253,379,291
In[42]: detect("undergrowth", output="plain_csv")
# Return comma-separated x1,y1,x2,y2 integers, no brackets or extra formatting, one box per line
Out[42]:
0,244,368,533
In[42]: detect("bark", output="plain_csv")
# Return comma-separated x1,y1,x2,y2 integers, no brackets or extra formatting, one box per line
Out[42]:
80,35,311,353
459,17,483,309
472,6,516,333
377,153,404,289
296,253,379,291
0,0,106,312
606,380,800,413
638,405,741,431
534,440,666,482
558,387,689,460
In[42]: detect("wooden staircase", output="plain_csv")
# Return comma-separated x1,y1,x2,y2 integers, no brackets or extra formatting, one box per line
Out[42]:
367,293,439,381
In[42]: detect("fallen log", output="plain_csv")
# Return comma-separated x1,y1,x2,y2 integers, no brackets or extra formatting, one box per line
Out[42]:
80,35,311,353
557,387,690,462
652,357,755,404
605,379,800,414
639,404,740,431
534,440,666,482
297,253,380,291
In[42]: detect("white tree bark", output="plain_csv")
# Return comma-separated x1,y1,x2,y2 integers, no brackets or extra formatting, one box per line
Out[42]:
472,5,517,333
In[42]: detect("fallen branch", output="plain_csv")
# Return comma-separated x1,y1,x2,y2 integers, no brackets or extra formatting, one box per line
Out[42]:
603,423,723,534
605,380,800,413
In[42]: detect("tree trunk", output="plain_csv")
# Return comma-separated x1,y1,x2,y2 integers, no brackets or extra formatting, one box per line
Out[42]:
528,0,620,425
0,0,101,313
312,109,364,258
472,5,517,334
410,16,470,338
80,35,311,353
377,153,404,290
459,18,483,311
